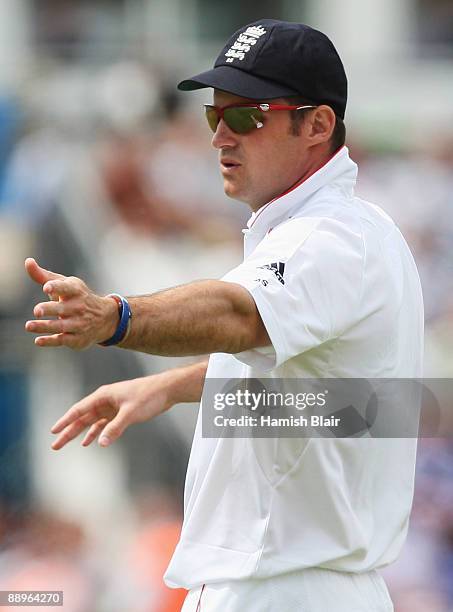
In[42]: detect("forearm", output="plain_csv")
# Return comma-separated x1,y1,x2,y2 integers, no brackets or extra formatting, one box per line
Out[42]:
119,280,269,356
163,359,209,406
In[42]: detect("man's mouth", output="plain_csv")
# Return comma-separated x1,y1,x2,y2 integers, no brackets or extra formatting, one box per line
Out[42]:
220,159,241,171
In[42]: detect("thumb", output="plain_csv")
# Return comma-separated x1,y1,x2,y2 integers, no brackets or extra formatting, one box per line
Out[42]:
98,413,131,447
25,258,65,286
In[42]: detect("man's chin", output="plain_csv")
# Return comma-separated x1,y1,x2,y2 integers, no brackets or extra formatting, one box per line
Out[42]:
223,180,246,202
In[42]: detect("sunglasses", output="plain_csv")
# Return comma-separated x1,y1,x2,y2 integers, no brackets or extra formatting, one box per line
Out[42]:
204,103,317,135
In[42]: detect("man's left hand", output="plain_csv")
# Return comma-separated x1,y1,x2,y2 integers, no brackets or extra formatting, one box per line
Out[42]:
25,257,118,349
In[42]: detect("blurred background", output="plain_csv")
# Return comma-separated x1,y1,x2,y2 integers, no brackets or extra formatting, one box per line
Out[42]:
0,1,452,610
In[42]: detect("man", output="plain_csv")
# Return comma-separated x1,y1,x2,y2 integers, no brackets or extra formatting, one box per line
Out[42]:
26,20,423,612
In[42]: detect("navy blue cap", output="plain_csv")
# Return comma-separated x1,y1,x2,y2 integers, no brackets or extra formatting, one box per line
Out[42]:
178,20,348,119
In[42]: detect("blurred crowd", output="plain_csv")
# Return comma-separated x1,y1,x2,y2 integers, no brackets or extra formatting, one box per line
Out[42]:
0,488,187,612
0,56,453,610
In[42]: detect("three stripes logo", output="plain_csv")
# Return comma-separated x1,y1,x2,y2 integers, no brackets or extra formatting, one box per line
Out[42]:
256,261,285,285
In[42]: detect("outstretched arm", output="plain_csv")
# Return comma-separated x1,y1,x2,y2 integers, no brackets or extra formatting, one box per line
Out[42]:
51,360,208,450
25,258,269,355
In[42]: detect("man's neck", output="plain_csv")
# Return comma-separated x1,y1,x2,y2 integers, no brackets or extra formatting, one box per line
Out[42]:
249,147,337,212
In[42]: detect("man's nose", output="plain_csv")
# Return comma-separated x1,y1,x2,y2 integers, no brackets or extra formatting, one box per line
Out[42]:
211,119,238,149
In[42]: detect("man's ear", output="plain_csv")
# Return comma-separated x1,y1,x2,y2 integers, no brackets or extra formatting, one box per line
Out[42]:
306,105,336,146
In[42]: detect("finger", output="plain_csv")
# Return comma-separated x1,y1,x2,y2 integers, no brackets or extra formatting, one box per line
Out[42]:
43,279,81,299
32,300,85,320
34,334,64,348
51,419,91,450
26,318,82,336
25,258,65,286
52,407,85,434
35,333,86,349
32,301,64,318
25,319,65,335
81,419,109,447
51,390,111,433
99,412,131,447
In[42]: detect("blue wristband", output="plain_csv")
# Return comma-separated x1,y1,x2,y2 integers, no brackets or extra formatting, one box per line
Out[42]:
99,294,132,347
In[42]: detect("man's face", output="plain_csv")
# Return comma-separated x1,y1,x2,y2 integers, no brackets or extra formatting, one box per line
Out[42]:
211,90,312,211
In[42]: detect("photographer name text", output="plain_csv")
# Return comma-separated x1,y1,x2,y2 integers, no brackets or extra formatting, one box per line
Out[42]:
213,414,340,428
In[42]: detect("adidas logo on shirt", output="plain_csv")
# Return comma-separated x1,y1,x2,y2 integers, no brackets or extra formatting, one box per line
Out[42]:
257,262,286,285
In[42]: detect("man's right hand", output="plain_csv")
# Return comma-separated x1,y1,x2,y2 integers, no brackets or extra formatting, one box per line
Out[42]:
25,257,118,349
50,360,208,450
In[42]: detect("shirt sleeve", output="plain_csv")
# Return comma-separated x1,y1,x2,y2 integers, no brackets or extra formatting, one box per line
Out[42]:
222,215,365,371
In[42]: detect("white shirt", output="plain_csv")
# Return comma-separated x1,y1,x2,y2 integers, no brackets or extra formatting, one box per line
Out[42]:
164,146,424,590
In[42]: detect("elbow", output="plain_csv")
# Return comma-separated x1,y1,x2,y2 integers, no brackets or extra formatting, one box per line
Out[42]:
217,280,270,354
226,311,270,354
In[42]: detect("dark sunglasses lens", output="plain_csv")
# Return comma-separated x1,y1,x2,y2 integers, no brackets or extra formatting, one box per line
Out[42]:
205,106,219,133
224,107,263,134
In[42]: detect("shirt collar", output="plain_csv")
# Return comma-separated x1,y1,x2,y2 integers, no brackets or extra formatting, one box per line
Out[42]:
244,146,358,236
